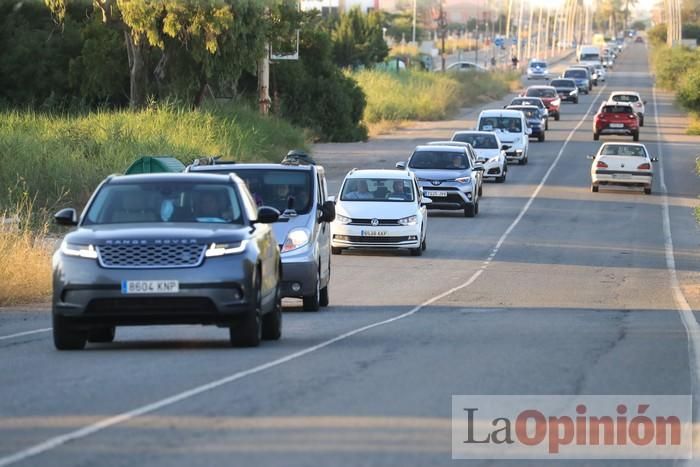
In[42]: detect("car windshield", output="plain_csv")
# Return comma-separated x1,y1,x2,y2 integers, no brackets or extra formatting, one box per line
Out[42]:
612,94,640,103
409,151,470,170
201,169,312,213
603,105,632,114
84,181,243,225
479,117,523,133
600,145,647,157
511,98,542,108
530,62,546,68
452,133,499,149
340,178,415,202
580,53,600,61
511,107,538,119
564,69,587,79
551,79,575,87
526,88,556,98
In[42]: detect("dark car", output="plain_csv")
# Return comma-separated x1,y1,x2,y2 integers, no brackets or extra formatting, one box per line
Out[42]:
508,97,549,129
187,161,335,311
593,103,640,141
52,173,282,350
550,78,579,104
507,105,546,142
562,68,591,94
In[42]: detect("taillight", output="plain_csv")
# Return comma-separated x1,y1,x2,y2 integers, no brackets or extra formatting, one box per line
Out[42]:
597,161,608,168
637,162,651,170
629,114,636,119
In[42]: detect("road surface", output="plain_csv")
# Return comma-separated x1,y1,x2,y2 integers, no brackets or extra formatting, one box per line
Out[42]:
0,44,698,466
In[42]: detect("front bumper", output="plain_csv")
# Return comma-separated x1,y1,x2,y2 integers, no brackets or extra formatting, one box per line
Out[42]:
52,253,256,326
527,72,549,80
280,249,319,297
419,181,475,210
331,224,421,249
478,159,505,178
504,147,526,161
558,92,578,102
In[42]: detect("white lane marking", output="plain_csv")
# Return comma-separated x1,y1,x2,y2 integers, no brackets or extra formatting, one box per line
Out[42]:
0,328,51,342
0,87,607,467
652,85,700,460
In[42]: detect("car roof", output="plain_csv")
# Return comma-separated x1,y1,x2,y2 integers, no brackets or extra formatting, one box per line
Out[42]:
189,162,313,172
109,173,233,185
507,105,539,110
413,144,467,152
346,169,413,179
453,130,498,136
427,140,471,147
551,78,576,83
600,142,647,148
526,85,555,90
609,91,641,97
479,109,526,117
602,101,634,107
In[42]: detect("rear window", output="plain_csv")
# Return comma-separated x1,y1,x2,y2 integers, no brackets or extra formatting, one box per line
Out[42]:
526,88,556,98
409,151,470,170
602,105,633,114
511,98,542,108
600,145,647,157
580,53,600,61
611,94,640,103
530,62,546,68
550,79,575,87
564,69,587,79
452,133,499,149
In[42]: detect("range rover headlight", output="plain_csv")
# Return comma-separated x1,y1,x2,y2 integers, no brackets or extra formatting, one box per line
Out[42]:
281,228,310,253
61,242,98,259
398,215,417,226
205,240,249,257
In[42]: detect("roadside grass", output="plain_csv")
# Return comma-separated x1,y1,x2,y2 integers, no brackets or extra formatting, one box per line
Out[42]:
696,156,700,223
353,69,517,127
0,198,52,307
0,103,306,215
687,112,700,135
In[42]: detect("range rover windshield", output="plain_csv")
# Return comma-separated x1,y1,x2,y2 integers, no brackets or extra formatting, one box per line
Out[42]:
84,181,244,225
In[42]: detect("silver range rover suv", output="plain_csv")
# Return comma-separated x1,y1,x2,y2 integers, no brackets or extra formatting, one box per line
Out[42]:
52,173,282,350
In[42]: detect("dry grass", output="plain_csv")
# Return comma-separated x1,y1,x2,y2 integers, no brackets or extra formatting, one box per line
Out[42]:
687,112,700,136
0,200,52,307
366,119,411,137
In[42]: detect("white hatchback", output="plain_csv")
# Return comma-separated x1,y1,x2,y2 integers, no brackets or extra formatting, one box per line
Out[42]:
331,169,429,256
608,91,646,126
450,131,508,182
589,142,657,194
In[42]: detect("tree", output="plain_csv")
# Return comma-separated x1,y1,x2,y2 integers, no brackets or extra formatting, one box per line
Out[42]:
332,7,388,68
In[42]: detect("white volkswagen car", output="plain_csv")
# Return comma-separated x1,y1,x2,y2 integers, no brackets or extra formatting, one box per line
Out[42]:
450,131,508,182
608,91,646,126
331,169,429,256
589,142,657,194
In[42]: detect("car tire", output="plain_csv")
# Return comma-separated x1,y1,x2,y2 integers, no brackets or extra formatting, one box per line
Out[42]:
53,314,87,351
87,326,115,343
593,132,600,141
331,247,342,255
554,113,560,121
591,184,599,193
574,97,579,104
538,132,545,142
421,235,427,251
639,115,644,127
410,245,423,256
545,120,549,131
464,203,476,218
496,169,507,183
230,273,262,347
478,184,483,197
633,131,639,142
302,271,321,312
520,156,528,165
262,290,282,341
644,187,652,195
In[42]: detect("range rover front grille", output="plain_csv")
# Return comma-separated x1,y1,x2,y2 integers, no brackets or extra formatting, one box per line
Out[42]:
97,243,206,269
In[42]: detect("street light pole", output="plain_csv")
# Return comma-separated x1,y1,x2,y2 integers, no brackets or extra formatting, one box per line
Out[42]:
412,0,417,43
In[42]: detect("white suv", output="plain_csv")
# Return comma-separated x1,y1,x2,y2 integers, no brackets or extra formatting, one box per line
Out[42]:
476,109,531,165
608,91,646,126
330,169,429,256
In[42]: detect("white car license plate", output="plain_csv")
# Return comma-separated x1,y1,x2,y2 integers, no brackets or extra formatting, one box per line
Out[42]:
361,230,387,237
609,123,624,128
612,173,631,179
121,280,179,294
425,190,448,197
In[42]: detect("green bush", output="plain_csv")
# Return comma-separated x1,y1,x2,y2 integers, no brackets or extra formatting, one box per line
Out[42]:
677,64,700,111
0,104,306,214
353,69,516,123
652,46,700,89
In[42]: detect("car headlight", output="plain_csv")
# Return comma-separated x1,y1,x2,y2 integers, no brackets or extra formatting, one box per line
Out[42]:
205,240,249,257
335,214,351,225
552,98,561,106
569,90,577,96
281,228,310,253
515,149,523,154
455,176,471,184
488,156,500,163
61,242,98,259
398,215,417,226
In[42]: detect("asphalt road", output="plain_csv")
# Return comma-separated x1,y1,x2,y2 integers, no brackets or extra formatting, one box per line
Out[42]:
1,44,699,467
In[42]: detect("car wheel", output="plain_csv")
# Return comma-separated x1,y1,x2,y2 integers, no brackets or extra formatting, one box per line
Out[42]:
230,273,262,347
555,113,560,121
478,184,483,197
520,156,528,165
591,184,599,193
421,235,427,251
87,326,115,343
639,115,644,127
496,169,506,183
464,203,476,217
644,187,652,195
545,120,549,131
320,261,330,307
302,270,321,311
262,288,282,340
633,131,639,142
574,97,579,104
53,314,87,351
410,244,423,256
331,246,342,255
538,132,545,142
593,132,600,141
474,201,479,215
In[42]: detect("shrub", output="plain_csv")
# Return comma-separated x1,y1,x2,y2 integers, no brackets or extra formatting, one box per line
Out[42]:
652,46,700,89
677,64,700,111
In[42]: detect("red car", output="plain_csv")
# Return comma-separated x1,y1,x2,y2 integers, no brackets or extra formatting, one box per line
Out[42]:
522,85,561,121
593,103,640,141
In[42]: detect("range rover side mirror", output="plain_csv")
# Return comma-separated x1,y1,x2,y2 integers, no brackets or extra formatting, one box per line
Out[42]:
54,208,78,226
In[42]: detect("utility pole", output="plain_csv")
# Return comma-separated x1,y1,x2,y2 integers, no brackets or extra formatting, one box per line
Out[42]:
543,6,551,59
535,4,543,59
516,0,525,64
525,0,534,62
439,0,446,71
258,6,271,115
412,0,417,43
